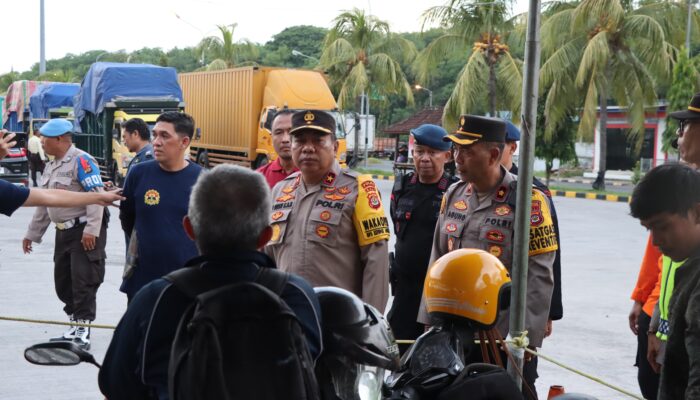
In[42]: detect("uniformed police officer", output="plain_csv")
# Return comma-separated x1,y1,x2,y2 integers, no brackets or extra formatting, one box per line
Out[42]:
417,115,558,399
387,124,457,349
264,110,390,310
22,118,108,349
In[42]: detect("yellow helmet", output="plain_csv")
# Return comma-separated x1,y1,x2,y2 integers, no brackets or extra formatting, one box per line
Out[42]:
424,248,511,328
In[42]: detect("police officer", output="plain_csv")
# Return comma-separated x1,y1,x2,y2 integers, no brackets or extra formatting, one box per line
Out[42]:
387,124,457,349
22,118,108,349
417,115,558,399
501,120,563,335
264,110,390,310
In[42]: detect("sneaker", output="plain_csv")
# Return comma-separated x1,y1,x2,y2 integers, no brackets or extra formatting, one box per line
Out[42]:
50,315,76,341
73,319,91,350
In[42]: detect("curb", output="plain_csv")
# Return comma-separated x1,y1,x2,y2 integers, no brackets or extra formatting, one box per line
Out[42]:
552,178,631,187
367,174,630,203
553,190,630,203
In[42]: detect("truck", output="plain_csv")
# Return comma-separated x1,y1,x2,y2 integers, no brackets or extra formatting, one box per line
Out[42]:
28,82,80,132
73,62,185,184
344,113,376,164
178,66,346,169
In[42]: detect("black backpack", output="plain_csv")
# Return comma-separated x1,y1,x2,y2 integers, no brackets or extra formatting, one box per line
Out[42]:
164,265,320,400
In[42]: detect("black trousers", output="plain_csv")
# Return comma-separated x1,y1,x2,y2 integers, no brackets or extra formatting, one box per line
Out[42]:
28,153,44,187
636,311,659,400
387,276,424,354
53,222,107,320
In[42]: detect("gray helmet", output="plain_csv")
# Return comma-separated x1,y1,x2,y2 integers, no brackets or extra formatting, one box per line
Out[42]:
314,287,400,370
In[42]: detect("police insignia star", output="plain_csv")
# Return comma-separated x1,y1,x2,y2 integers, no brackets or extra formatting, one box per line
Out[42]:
324,172,336,185
495,186,507,201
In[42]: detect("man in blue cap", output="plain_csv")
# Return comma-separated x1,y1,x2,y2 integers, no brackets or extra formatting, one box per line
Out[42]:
22,118,109,349
501,120,564,339
388,123,458,350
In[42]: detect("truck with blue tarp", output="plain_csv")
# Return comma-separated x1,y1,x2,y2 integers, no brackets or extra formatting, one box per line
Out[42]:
74,62,185,184
29,82,80,132
2,80,46,133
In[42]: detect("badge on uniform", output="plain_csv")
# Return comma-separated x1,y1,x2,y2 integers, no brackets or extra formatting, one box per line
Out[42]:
531,200,544,226
282,186,295,194
144,189,160,206
453,200,468,210
494,205,511,216
338,186,351,195
77,156,103,191
320,211,332,221
271,224,281,241
495,186,507,202
324,193,345,201
324,186,336,193
486,230,505,242
324,172,336,186
488,245,503,258
276,194,295,202
316,224,330,238
446,223,458,233
271,211,284,221
447,237,455,252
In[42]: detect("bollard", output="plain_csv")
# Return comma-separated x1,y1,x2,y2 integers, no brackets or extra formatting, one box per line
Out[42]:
547,385,566,399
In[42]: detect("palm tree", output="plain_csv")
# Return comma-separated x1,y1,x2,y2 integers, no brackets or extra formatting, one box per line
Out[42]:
540,0,674,190
195,24,259,70
415,0,524,128
319,8,417,109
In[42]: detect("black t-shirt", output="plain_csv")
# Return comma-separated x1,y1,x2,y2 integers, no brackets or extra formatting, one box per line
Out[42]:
0,179,29,216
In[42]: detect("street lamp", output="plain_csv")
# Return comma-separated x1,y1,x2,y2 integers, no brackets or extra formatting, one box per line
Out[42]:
292,49,319,62
415,84,433,108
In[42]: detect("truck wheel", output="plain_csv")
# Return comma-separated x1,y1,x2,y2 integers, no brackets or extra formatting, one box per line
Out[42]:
197,151,210,169
253,154,269,169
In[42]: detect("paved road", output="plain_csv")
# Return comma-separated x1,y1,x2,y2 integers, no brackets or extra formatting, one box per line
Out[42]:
0,180,646,399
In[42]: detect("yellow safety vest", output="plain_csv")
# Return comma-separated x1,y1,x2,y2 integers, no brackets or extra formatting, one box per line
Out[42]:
657,255,684,341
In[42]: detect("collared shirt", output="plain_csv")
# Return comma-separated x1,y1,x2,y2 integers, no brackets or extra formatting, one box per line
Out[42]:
417,167,557,347
25,145,105,242
27,135,46,159
126,143,154,174
256,157,299,189
264,162,390,310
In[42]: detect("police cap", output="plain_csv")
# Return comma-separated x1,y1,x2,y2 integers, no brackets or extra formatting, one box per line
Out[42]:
444,115,506,146
410,124,451,151
289,110,336,136
669,92,700,120
39,118,74,137
505,120,520,142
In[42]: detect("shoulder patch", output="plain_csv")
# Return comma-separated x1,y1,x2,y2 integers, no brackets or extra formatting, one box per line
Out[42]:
528,189,558,256
353,175,390,246
76,156,103,191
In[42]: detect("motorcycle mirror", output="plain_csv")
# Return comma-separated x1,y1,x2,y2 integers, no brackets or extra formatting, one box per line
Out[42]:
24,341,101,368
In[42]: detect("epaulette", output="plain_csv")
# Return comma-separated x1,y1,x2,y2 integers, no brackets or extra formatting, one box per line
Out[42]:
341,168,360,179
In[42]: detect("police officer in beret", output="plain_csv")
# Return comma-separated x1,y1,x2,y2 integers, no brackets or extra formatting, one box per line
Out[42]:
501,120,564,338
387,124,457,350
264,110,390,310
417,115,558,399
22,118,109,349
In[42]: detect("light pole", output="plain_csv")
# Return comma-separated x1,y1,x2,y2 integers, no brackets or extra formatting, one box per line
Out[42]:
414,85,433,108
39,0,45,75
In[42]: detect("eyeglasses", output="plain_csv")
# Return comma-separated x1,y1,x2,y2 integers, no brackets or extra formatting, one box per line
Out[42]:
678,120,691,138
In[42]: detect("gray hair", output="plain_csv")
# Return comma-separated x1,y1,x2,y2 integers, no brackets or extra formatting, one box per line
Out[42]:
188,164,271,254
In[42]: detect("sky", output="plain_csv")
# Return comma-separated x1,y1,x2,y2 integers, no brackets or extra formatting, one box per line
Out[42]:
2,0,530,75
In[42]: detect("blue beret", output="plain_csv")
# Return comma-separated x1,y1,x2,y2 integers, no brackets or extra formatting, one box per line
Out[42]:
39,118,74,137
410,124,451,151
505,120,520,142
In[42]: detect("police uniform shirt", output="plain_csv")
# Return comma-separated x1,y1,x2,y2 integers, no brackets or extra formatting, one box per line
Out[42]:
25,145,105,242
264,161,391,310
418,167,558,347
126,143,154,174
391,172,457,280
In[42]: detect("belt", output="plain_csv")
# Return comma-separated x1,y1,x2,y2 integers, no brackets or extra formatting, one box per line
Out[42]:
55,216,88,230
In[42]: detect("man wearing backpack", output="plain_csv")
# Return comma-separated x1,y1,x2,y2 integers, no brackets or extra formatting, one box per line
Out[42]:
99,164,323,400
